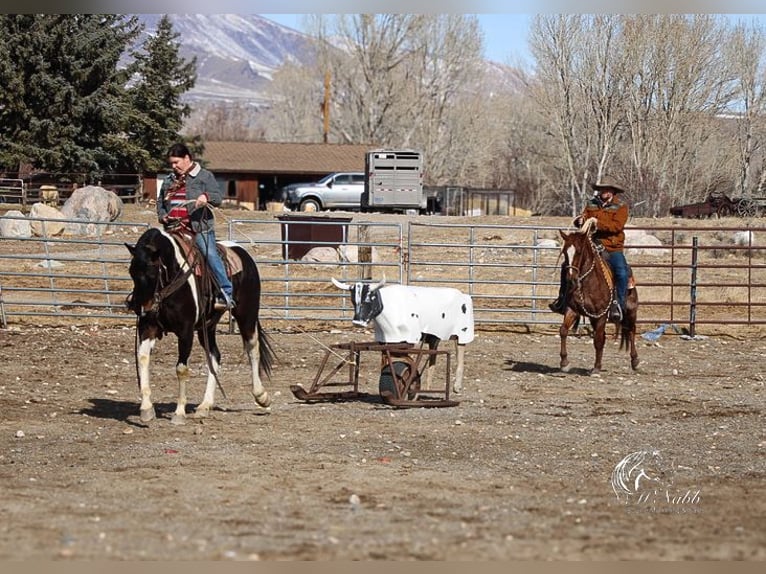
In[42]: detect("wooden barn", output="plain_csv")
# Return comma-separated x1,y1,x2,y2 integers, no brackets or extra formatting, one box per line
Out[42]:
143,141,372,210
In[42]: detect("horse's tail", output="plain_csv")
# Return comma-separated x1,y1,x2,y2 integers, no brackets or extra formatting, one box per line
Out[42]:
257,320,275,380
619,288,637,352
619,323,629,352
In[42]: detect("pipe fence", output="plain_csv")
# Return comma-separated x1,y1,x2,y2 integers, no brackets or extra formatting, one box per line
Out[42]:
1,212,765,335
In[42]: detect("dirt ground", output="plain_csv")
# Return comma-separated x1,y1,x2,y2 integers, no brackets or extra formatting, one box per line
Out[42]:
0,315,764,560
1,203,764,560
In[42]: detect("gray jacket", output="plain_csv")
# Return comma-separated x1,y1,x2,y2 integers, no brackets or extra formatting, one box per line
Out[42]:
157,163,222,233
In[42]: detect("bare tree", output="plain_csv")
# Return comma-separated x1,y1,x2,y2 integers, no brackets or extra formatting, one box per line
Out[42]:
263,60,327,142
724,19,766,196
262,14,485,183
529,14,739,216
624,15,734,216
215,13,766,218
186,102,267,141
527,15,593,216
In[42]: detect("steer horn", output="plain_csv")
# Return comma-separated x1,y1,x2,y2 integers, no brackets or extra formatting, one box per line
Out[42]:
331,277,352,291
332,275,386,292
369,274,386,292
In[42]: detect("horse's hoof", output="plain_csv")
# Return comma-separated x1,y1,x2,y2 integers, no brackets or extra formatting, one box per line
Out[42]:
253,390,272,408
631,358,641,370
191,408,210,419
140,407,156,422
560,365,571,373
170,414,186,425
589,369,601,377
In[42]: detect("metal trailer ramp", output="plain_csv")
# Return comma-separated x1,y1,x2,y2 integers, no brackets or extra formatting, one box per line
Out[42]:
290,341,459,408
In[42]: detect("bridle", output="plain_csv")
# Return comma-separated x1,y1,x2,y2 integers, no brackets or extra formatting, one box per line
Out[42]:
150,257,196,314
130,239,199,320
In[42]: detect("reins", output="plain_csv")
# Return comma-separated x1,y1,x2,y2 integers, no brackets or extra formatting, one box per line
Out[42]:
564,225,614,319
152,256,197,312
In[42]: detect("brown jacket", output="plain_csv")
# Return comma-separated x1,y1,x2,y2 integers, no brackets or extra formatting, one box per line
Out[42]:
582,196,628,252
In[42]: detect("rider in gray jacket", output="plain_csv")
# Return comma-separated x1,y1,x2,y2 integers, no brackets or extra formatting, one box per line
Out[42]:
158,143,234,310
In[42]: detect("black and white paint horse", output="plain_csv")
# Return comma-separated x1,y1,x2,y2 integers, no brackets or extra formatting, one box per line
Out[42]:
125,227,274,424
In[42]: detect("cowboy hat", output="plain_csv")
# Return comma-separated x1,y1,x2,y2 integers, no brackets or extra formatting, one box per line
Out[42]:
590,175,626,194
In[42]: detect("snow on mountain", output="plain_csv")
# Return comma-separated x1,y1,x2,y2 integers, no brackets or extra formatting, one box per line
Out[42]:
134,14,519,108
135,14,316,105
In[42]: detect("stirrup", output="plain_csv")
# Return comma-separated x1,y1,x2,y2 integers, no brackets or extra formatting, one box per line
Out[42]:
608,301,623,322
214,295,234,311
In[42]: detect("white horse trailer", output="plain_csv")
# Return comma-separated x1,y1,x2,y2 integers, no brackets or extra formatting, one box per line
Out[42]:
362,149,425,213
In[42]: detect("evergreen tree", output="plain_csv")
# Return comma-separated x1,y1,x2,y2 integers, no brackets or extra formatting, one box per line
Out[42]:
125,14,198,173
0,15,141,180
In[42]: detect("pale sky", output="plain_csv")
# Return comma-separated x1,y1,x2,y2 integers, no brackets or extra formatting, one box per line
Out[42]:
261,13,766,68
263,14,534,65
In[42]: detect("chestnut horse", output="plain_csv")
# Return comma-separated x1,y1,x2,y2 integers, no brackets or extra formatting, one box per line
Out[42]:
125,227,274,424
556,218,639,375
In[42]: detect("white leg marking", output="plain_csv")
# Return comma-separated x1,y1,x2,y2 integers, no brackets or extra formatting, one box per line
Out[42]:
138,338,156,422
171,363,190,425
247,332,271,408
194,354,220,418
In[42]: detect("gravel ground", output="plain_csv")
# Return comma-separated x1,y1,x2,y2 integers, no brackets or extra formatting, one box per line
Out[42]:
0,320,763,560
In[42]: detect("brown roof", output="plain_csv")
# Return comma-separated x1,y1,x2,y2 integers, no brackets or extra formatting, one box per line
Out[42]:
201,141,373,174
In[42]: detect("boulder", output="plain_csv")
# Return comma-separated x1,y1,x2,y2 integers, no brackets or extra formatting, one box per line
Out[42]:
301,246,340,263
535,238,559,249
61,185,123,236
0,210,31,238
624,228,668,256
29,203,66,237
732,230,755,247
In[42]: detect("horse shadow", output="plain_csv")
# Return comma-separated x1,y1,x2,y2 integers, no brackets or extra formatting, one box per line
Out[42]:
82,397,278,425
81,398,176,425
503,359,592,377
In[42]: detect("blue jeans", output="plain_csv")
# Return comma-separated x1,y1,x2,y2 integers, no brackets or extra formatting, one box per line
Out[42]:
194,229,233,301
603,250,628,307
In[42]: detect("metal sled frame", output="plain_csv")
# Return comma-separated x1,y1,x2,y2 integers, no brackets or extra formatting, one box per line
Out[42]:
289,340,459,408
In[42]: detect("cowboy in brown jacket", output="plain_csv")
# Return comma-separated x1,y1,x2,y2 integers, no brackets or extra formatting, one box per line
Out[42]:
549,175,630,322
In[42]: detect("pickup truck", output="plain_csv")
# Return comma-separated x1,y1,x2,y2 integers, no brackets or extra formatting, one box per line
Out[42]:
280,172,365,212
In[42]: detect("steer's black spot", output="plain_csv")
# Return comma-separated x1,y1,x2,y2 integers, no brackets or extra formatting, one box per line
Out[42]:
441,312,446,319
461,303,467,314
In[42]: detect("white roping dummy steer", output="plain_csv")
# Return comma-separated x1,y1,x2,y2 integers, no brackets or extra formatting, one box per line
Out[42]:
331,276,474,393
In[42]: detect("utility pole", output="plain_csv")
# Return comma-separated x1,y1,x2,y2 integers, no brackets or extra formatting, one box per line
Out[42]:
322,70,331,143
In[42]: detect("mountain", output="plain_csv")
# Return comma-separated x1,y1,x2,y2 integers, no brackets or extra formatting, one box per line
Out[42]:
134,14,521,112
135,14,317,106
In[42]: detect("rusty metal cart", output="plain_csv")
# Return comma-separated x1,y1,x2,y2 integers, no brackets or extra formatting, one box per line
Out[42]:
290,340,459,408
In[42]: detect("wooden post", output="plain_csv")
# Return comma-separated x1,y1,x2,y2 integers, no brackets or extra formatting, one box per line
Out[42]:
358,224,372,280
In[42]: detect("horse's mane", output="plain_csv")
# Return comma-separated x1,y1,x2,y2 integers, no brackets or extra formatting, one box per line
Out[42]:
131,227,184,273
136,227,164,250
